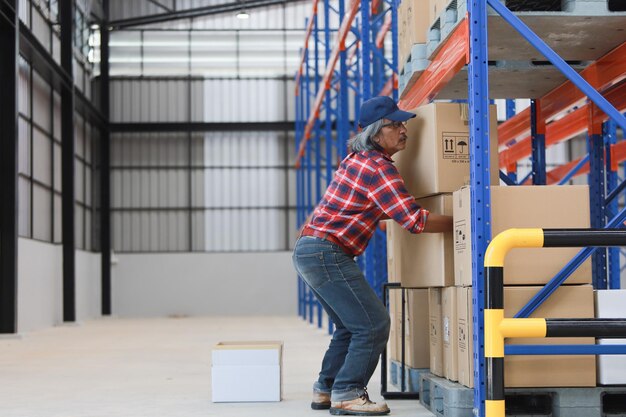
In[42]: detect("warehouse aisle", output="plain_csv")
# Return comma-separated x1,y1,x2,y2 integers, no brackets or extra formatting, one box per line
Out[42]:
0,316,434,417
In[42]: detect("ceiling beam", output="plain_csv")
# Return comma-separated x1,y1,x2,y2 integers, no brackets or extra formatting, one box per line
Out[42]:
110,0,307,30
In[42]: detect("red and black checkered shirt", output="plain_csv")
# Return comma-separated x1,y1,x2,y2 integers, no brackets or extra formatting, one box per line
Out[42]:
306,150,429,256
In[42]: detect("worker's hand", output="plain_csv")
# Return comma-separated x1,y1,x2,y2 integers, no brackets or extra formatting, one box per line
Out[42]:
423,214,453,233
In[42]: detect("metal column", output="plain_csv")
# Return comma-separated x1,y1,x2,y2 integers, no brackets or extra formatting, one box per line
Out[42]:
100,0,112,315
530,99,546,185
60,0,76,322
468,1,491,415
0,0,19,334
605,118,621,289
588,105,608,289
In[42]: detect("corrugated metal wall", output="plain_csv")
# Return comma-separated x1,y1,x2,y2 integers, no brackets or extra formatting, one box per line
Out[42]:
111,130,295,252
107,0,345,253
109,74,298,252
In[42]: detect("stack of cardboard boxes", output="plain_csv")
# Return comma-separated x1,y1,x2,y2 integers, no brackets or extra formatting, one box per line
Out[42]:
386,102,498,378
453,185,596,388
386,101,598,389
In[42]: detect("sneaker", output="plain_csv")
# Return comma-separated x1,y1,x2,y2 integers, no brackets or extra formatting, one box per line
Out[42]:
329,393,390,416
311,391,331,410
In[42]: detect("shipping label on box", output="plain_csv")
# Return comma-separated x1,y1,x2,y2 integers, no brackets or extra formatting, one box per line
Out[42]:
212,341,283,402
453,185,592,286
441,133,469,161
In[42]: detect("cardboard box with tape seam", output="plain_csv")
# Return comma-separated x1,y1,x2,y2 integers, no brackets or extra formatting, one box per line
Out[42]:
211,341,283,402
389,289,430,370
429,288,444,376
453,185,592,286
387,193,454,288
393,102,499,198
457,285,596,388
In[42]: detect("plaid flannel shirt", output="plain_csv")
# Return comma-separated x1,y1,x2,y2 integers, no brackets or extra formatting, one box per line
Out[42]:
307,150,429,256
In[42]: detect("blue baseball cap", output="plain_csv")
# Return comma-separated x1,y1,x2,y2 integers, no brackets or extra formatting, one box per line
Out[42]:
358,96,416,128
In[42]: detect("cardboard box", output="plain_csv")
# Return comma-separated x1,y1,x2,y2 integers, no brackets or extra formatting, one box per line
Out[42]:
212,341,283,402
394,103,499,198
442,287,458,381
457,286,596,388
388,289,401,361
403,289,431,369
453,185,592,286
385,220,400,284
595,290,626,385
391,193,454,288
429,288,444,376
456,286,474,388
389,289,430,369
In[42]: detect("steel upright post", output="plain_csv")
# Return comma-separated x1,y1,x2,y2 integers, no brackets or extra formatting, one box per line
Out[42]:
530,99,546,185
313,10,323,329
468,1,491,415
101,0,112,316
505,100,517,183
391,0,399,101
360,1,372,101
296,73,304,318
338,0,349,159
60,0,76,323
605,118,621,289
371,5,383,95
0,0,19,334
324,0,333,184
588,105,608,289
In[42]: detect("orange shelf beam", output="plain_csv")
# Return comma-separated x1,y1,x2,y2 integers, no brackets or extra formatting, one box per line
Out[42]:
295,0,361,168
398,17,469,110
498,41,626,146
499,81,626,168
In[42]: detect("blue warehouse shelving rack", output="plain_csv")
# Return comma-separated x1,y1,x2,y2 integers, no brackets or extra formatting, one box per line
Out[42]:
294,0,399,331
395,1,626,417
296,0,626,416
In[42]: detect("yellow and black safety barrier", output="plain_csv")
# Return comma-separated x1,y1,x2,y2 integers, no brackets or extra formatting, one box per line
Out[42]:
484,228,626,417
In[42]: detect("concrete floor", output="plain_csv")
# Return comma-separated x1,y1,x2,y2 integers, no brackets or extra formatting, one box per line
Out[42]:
0,316,434,417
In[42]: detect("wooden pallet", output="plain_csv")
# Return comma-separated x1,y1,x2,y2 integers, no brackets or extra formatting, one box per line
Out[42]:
417,371,626,417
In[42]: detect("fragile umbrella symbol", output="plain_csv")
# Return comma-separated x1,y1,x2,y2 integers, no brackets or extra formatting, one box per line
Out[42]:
457,140,468,154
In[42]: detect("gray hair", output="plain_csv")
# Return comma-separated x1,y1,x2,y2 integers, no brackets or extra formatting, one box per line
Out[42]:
348,119,385,152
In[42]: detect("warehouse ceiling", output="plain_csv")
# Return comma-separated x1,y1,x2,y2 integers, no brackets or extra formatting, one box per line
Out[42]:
109,0,310,29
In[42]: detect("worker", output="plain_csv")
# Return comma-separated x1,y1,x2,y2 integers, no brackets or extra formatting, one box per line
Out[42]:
292,96,452,416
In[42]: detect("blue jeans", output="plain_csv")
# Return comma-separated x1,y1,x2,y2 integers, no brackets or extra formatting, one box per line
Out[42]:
292,236,391,402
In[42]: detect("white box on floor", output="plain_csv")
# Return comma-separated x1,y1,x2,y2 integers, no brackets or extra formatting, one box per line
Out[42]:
211,341,283,402
595,290,626,385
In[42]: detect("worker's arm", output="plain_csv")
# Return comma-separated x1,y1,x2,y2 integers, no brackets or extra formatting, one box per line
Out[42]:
422,213,453,233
